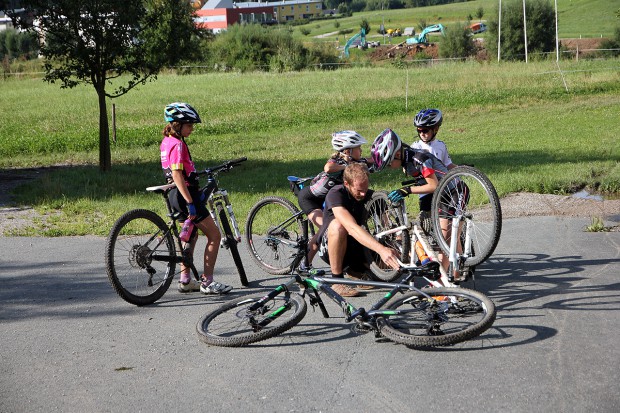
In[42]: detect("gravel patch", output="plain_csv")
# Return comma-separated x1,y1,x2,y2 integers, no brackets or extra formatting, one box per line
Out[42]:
1,168,619,235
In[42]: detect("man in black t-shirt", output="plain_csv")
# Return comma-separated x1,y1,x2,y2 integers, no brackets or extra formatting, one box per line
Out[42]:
317,163,400,297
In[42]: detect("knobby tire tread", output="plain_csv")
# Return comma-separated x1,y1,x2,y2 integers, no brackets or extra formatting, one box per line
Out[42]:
431,166,502,267
105,209,176,306
364,191,410,281
379,287,496,348
245,196,304,276
196,293,307,347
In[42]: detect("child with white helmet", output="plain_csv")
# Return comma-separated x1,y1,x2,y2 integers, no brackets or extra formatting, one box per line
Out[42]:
296,131,374,277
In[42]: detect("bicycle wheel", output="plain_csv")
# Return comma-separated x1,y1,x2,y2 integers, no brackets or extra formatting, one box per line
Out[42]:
364,191,410,281
379,287,496,348
217,205,248,286
431,166,502,267
245,196,304,276
196,293,307,347
105,209,176,306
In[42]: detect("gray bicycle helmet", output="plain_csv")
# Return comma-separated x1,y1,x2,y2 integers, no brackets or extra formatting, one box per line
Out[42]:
413,109,443,128
371,128,401,171
164,102,202,124
331,130,367,151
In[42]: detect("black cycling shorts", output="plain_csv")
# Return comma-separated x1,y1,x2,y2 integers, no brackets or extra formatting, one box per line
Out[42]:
297,186,325,215
318,229,368,272
169,186,210,223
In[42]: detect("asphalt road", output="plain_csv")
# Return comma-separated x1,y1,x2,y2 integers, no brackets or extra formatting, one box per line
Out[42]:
1,216,619,412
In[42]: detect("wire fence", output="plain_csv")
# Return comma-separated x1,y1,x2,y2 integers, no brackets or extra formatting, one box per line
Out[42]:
2,47,619,79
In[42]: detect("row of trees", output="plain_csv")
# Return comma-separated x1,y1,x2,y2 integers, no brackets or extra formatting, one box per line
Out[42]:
0,28,38,61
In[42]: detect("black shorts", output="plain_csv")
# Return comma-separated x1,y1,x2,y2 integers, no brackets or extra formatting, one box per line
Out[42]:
297,186,325,215
318,228,368,272
169,187,210,223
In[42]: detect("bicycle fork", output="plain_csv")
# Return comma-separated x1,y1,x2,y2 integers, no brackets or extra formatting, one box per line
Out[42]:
208,191,242,244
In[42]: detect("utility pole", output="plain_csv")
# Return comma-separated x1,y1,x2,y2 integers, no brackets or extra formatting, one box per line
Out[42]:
497,0,502,62
523,0,528,62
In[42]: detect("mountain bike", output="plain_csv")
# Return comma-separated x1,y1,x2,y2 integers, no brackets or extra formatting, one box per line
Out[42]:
105,157,248,306
196,236,496,348
244,175,317,278
364,165,502,284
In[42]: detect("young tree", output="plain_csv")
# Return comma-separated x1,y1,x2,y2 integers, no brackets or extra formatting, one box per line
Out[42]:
475,6,484,22
439,22,476,59
3,0,201,171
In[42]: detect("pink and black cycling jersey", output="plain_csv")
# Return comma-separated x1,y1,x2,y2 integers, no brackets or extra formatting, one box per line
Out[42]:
309,157,367,198
402,148,450,198
160,135,198,186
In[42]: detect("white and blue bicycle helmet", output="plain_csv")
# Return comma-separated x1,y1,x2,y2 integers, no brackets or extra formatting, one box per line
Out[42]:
164,102,202,124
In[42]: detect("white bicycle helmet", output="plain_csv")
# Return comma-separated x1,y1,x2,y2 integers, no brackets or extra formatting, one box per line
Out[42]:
371,128,401,171
164,102,202,124
331,130,367,151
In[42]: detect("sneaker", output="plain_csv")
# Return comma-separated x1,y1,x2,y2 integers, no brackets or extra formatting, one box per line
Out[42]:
298,264,325,276
200,276,233,295
332,283,360,297
177,278,201,293
345,270,374,290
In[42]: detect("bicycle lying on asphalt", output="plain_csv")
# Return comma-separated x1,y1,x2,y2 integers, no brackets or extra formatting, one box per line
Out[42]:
364,165,502,285
105,157,248,306
196,236,496,349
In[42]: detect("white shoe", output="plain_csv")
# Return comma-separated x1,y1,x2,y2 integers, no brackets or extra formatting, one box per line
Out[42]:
177,278,201,293
200,279,233,295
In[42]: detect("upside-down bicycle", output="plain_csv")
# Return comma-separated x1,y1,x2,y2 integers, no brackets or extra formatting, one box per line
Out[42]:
364,165,502,285
105,157,248,306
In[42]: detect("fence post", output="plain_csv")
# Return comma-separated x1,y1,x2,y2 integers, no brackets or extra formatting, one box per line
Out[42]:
112,104,117,144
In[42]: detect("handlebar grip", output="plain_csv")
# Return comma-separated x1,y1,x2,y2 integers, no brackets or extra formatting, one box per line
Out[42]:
229,157,248,165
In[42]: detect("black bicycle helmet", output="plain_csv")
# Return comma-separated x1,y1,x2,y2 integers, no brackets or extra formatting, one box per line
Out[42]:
413,109,443,128
164,102,202,124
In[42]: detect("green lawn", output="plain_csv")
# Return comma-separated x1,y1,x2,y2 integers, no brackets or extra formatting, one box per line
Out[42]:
1,58,619,236
294,0,619,44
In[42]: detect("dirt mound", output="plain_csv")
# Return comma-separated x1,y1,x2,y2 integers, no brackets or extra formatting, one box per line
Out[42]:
369,43,439,61
368,37,607,62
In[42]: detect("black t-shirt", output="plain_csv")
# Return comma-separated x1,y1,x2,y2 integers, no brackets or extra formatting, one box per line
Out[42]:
318,184,374,241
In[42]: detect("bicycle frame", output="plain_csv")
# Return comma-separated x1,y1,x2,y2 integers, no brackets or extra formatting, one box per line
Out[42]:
246,264,445,332
376,194,480,286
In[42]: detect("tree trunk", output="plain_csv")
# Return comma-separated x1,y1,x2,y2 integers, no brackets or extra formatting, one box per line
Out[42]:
97,88,111,172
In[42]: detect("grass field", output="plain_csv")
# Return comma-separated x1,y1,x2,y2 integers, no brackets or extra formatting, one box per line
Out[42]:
1,57,619,236
294,0,619,45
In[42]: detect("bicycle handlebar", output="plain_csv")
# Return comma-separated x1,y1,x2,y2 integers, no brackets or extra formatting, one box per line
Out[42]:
199,157,247,176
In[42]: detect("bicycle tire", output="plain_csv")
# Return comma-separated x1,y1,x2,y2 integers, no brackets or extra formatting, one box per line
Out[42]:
196,293,307,347
105,209,176,306
379,287,496,348
364,191,410,281
217,205,248,286
430,166,502,267
245,196,305,276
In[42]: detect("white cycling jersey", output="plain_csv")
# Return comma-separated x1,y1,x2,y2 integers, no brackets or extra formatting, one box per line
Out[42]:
412,139,453,168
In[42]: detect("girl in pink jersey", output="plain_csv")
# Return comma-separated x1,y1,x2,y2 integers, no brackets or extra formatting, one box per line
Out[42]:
160,102,232,295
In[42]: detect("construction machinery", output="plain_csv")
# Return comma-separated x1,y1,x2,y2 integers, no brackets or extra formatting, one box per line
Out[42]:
406,24,445,45
343,28,366,58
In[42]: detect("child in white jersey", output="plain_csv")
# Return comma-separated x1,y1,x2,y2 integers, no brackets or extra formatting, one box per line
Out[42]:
411,109,457,171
